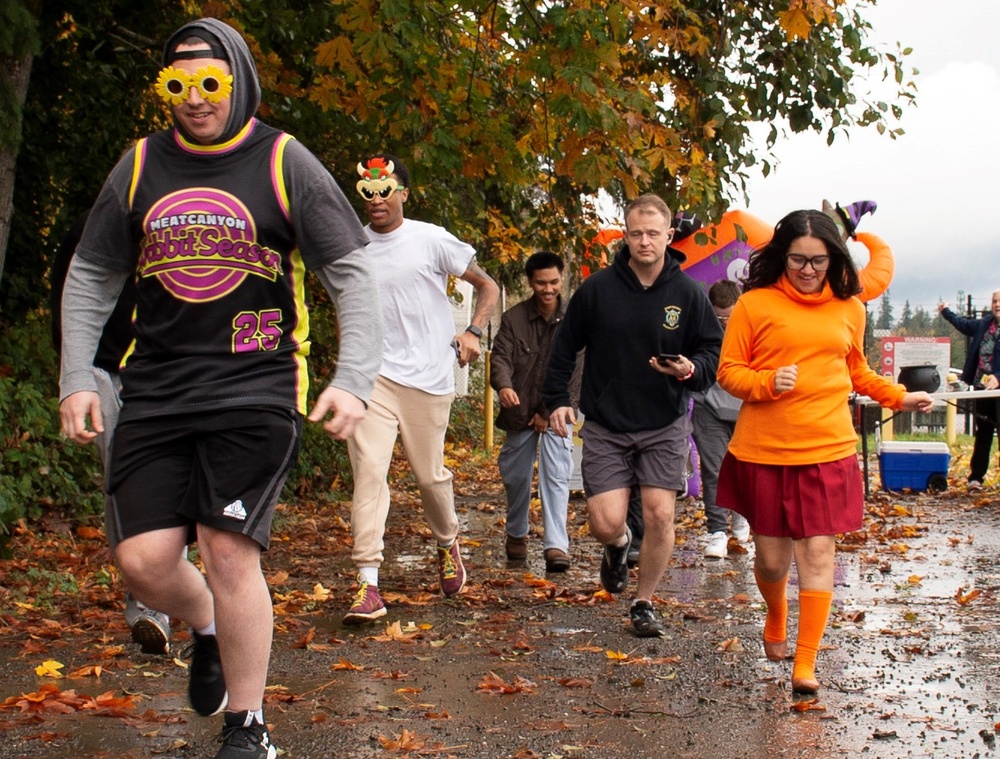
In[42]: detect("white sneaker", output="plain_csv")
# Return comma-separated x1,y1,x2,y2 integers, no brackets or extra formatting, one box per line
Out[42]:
969,480,984,493
704,531,729,559
732,514,751,543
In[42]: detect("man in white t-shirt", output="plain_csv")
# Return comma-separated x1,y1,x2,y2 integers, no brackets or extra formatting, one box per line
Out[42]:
343,153,500,625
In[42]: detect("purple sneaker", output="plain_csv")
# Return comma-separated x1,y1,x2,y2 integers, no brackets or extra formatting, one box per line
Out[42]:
342,577,387,625
437,539,466,597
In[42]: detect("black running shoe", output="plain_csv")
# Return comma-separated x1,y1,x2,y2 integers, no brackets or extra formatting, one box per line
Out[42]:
188,631,228,716
599,527,631,594
630,600,666,638
215,711,277,759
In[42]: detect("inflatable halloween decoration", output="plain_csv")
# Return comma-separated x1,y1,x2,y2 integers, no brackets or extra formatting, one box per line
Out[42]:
670,208,772,288
823,199,878,240
587,199,889,303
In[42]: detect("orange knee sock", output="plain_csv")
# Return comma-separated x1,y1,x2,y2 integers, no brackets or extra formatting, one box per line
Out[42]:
754,571,788,643
792,589,833,683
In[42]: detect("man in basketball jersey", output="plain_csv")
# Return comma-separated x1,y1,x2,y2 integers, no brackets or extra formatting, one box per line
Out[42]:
58,19,381,759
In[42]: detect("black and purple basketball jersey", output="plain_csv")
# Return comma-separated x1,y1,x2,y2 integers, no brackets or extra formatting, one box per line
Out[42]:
119,119,312,418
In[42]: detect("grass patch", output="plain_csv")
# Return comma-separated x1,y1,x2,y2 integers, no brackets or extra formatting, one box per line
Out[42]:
6,566,80,612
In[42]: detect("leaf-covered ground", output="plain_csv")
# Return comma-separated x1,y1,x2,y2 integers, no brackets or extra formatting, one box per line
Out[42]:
1,442,999,758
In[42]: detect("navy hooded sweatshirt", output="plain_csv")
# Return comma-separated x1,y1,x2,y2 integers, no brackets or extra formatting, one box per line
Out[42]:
542,245,722,433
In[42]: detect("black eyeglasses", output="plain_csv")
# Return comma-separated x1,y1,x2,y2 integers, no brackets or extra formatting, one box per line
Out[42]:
785,254,830,272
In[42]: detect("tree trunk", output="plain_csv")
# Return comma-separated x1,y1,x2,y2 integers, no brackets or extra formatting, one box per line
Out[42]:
0,51,34,290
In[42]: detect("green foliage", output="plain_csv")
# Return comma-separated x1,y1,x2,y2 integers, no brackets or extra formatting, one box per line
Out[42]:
290,0,916,283
448,384,487,449
897,299,913,331
903,305,932,335
0,1,40,62
875,291,894,330
0,0,40,150
281,273,353,502
283,419,353,503
4,564,81,610
3,0,186,321
4,0,917,318
0,311,104,536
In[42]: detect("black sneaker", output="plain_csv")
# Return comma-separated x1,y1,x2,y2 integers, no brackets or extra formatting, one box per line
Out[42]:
630,600,665,638
216,711,277,759
188,631,228,716
600,527,631,594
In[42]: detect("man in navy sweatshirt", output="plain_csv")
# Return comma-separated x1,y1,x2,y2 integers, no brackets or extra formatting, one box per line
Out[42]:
544,194,722,638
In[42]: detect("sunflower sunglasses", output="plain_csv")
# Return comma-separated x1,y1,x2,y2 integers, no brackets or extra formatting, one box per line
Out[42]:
155,65,233,105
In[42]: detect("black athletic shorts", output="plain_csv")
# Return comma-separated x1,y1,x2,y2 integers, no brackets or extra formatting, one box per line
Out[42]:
107,407,301,549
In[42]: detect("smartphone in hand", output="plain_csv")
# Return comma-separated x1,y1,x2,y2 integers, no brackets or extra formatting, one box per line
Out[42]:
657,354,681,366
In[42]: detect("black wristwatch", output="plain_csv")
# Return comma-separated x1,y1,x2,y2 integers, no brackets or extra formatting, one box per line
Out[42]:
465,325,483,339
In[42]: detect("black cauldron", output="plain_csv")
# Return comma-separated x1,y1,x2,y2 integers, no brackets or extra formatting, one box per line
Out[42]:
897,364,940,393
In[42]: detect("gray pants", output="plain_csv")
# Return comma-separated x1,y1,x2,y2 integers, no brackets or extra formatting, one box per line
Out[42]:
498,428,573,551
691,403,736,534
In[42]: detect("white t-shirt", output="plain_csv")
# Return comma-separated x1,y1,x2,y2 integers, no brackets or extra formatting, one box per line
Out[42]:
364,218,475,394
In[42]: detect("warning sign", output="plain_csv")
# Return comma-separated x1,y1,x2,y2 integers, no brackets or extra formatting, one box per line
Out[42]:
879,336,951,391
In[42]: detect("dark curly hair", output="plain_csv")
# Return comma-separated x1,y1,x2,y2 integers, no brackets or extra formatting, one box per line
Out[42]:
742,209,860,300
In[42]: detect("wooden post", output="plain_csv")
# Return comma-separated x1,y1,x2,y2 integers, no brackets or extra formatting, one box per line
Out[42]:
945,373,958,447
945,401,956,447
881,407,894,442
484,350,494,450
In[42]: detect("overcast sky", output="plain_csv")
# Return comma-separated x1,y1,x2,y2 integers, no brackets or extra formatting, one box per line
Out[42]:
741,0,1000,316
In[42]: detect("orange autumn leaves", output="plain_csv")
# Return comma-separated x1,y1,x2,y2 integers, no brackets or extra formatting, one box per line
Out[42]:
33,660,105,679
0,683,136,717
378,728,465,754
778,0,842,41
476,672,536,695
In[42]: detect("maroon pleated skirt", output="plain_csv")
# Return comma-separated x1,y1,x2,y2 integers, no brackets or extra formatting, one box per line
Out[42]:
716,452,864,539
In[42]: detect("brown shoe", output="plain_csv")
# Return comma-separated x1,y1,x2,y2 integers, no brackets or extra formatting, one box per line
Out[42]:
544,548,571,573
505,534,527,561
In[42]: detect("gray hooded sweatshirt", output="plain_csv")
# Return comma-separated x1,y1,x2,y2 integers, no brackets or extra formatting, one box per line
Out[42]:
60,18,380,408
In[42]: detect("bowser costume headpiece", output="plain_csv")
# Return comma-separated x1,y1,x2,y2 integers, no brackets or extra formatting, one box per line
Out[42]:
356,157,405,201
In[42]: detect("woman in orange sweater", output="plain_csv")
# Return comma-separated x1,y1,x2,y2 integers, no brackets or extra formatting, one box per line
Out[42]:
715,210,934,695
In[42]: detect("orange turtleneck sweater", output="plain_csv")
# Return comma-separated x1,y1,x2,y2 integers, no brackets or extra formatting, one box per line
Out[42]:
718,236,906,465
